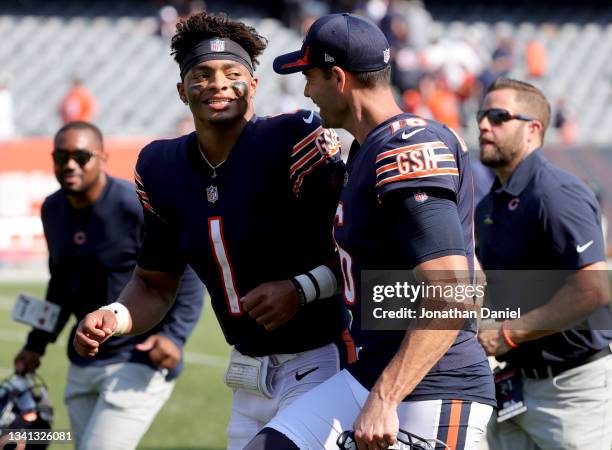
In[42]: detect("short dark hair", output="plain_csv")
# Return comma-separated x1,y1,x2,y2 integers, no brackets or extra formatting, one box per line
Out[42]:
54,121,103,148
171,12,268,69
486,77,551,140
322,65,391,88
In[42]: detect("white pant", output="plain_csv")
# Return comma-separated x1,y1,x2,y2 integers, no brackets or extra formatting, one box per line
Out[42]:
226,343,342,450
267,369,493,450
487,354,612,450
64,362,175,450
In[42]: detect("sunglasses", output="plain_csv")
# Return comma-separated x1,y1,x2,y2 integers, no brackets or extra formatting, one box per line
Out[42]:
336,429,442,450
52,149,96,167
477,108,535,125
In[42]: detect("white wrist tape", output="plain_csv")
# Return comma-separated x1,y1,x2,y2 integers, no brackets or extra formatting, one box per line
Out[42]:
99,302,131,336
294,265,338,305
294,274,318,303
309,265,338,299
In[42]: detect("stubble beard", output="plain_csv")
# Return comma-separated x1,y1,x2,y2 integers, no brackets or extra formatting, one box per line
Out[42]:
480,128,525,169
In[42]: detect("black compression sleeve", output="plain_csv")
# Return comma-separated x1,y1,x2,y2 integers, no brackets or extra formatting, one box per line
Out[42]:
382,188,466,265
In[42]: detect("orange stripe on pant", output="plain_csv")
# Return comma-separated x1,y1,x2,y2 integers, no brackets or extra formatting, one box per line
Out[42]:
446,399,463,450
342,329,357,364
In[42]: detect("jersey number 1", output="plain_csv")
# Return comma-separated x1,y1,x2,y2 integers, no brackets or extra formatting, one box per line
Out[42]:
208,217,242,315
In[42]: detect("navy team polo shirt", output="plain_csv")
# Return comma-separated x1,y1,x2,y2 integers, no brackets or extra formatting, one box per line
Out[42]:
476,149,612,367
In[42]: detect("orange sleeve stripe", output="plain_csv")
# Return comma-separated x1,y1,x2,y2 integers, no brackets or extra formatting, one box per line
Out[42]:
291,126,323,156
292,153,328,194
376,168,459,187
375,163,399,177
290,146,321,174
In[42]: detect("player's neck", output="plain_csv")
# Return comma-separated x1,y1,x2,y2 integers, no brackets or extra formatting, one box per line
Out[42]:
350,87,403,144
195,113,252,165
66,173,107,209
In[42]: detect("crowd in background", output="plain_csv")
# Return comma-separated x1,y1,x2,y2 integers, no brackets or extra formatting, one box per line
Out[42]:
0,0,582,145
152,0,578,145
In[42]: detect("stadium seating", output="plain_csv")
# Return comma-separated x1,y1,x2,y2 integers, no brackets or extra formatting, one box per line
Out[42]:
1,0,611,146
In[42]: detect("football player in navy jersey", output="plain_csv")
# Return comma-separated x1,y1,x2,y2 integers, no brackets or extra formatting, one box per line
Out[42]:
242,13,496,450
73,13,354,449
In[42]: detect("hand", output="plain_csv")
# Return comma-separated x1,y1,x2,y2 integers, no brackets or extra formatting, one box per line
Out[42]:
136,335,181,369
73,310,116,357
241,280,300,331
14,349,42,375
353,395,399,450
478,322,512,356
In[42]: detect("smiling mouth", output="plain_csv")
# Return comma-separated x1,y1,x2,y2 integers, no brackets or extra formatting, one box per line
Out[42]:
204,98,235,105
62,172,80,181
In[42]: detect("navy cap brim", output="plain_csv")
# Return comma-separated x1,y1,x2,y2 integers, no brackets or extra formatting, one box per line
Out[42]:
273,49,313,74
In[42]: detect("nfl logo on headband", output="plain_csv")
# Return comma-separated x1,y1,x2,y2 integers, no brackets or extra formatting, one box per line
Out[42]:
210,39,225,52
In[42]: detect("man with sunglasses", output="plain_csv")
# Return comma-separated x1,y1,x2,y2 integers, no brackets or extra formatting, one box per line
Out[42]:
14,121,205,450
475,78,612,449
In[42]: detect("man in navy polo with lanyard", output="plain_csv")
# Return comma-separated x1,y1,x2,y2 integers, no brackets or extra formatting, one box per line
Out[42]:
13,121,204,450
475,78,612,449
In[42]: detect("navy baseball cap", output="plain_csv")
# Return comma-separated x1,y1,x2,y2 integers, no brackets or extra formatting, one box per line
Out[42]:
273,13,391,74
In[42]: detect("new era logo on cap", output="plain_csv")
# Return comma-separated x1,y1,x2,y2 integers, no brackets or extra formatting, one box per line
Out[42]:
273,13,391,75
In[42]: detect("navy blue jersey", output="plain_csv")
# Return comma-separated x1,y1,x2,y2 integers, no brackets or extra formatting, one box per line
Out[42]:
135,111,349,357
335,114,494,405
476,150,611,366
25,176,205,381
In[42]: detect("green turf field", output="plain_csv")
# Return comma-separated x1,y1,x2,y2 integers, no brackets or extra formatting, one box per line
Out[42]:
0,282,231,450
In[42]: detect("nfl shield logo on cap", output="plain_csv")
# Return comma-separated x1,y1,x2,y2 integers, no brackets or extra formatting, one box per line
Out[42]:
210,39,225,52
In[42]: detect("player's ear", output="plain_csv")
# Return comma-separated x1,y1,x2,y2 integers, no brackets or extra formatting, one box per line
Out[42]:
177,82,188,105
527,120,543,144
249,76,258,96
331,66,346,93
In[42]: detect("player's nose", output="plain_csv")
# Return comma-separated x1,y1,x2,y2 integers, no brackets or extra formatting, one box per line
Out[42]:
478,116,491,133
63,157,80,170
208,71,230,91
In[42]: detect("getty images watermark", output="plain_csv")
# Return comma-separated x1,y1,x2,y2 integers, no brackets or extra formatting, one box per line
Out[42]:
371,280,519,320
360,270,612,331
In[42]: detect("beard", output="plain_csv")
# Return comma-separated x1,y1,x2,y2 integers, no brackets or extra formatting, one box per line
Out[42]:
480,127,525,168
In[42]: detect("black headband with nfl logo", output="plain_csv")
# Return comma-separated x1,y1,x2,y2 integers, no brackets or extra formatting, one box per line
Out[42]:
179,37,254,79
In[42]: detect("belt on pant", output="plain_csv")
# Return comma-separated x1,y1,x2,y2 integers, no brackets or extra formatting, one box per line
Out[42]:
520,345,612,380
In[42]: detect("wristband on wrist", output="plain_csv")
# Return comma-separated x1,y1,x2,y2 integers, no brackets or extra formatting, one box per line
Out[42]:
289,277,307,306
501,320,519,349
99,302,131,336
292,265,338,306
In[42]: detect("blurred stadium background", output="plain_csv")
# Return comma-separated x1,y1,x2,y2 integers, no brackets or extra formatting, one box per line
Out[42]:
0,0,611,448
